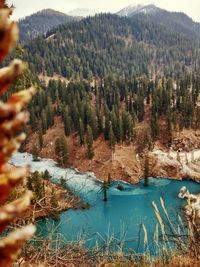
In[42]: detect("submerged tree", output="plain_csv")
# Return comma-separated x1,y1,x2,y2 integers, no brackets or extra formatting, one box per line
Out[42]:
107,173,112,186
100,178,110,202
144,154,150,187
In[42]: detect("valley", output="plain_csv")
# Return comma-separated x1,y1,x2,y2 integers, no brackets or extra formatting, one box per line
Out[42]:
0,1,200,266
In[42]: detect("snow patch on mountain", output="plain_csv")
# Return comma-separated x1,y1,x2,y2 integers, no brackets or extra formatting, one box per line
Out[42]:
117,4,160,17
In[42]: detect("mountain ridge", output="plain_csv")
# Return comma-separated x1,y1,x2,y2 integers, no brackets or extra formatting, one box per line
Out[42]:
24,13,200,80
117,4,161,16
18,8,79,44
117,4,200,39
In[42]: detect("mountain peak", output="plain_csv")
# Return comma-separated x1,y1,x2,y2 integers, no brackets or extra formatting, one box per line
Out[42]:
117,4,160,17
34,9,68,16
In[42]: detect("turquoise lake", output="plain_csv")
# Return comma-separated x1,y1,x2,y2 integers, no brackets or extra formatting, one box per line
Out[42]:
11,153,200,254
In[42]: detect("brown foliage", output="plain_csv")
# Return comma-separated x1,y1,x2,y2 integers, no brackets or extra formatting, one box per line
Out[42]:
0,1,35,266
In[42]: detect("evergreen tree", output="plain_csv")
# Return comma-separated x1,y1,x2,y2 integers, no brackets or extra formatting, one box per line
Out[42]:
27,175,33,191
86,125,94,159
109,124,116,151
104,105,110,140
63,107,71,136
60,135,68,166
29,106,38,131
31,171,44,201
78,118,85,145
38,122,43,148
55,135,68,166
41,110,47,134
46,97,54,128
166,112,173,147
43,169,51,180
60,177,67,187
151,113,159,142
144,127,153,151
50,188,60,221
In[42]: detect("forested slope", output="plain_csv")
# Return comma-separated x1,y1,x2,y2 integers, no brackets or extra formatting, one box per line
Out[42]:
18,9,79,44
23,14,200,79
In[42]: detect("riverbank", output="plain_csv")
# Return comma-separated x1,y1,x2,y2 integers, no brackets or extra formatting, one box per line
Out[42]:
24,118,200,185
9,173,88,224
149,147,200,183
11,152,200,267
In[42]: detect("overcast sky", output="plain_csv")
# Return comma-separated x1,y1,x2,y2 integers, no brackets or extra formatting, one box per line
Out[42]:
7,0,200,22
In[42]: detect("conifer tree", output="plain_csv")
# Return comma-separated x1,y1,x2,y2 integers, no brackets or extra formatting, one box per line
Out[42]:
63,107,71,136
31,171,44,201
144,127,153,151
31,144,39,161
55,137,61,160
55,135,68,166
46,97,54,128
50,188,59,221
78,118,85,145
43,169,51,180
60,177,67,187
151,113,159,141
27,175,33,191
38,122,43,148
29,106,37,130
116,114,123,143
104,105,110,140
97,108,103,134
166,112,173,147
86,125,94,159
109,124,116,151
60,135,68,166
41,110,47,134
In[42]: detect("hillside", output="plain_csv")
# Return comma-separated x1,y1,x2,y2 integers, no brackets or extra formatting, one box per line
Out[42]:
2,2,200,267
16,70,200,184
13,11,200,184
18,9,79,44
23,13,200,79
117,4,200,39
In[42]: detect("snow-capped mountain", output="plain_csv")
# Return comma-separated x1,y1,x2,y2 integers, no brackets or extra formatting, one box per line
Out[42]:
68,8,98,18
117,4,200,39
117,4,160,17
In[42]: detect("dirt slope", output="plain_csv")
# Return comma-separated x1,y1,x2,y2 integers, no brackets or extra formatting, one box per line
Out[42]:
25,117,200,183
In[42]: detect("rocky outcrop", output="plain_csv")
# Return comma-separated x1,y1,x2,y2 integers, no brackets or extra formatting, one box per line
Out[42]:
150,149,200,182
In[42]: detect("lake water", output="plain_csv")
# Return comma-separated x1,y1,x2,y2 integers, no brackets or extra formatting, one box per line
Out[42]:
11,153,200,254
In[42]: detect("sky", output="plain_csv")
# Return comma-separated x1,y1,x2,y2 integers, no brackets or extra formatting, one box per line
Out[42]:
7,0,200,22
